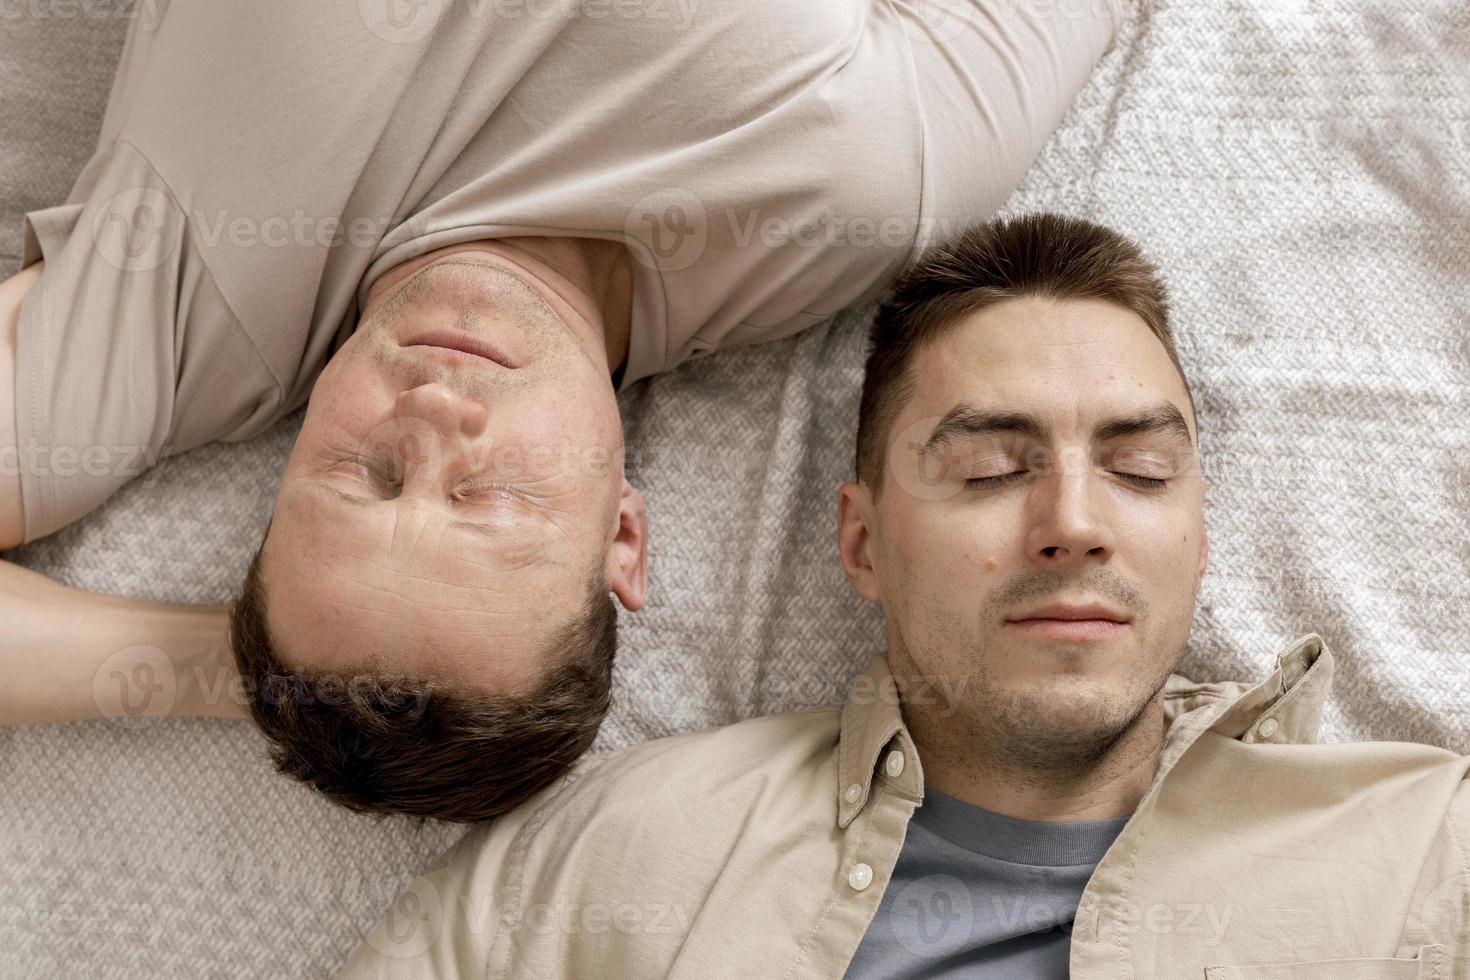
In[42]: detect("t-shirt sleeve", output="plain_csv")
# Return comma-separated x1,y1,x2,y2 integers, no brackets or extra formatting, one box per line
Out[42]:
13,142,284,543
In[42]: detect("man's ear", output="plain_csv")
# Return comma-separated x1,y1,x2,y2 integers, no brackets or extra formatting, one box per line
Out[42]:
605,479,649,612
837,481,882,604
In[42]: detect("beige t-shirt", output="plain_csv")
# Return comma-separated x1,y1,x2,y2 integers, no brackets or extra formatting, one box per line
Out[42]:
14,0,1122,541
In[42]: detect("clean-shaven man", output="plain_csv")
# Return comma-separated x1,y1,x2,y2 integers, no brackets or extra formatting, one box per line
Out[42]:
0,0,1127,820
335,213,1470,978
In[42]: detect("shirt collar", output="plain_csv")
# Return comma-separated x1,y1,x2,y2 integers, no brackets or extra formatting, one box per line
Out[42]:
1198,631,1333,742
835,633,1335,829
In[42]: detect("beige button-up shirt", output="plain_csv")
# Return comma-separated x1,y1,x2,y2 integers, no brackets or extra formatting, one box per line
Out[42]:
338,634,1470,979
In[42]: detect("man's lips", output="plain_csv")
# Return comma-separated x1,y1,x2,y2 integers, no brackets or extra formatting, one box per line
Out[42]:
1008,602,1129,623
1005,618,1130,642
1004,602,1131,642
402,329,516,368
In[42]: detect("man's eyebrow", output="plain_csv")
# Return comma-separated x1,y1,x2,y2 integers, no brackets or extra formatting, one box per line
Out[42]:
1093,403,1194,446
310,482,531,542
921,401,1194,454
922,408,1050,453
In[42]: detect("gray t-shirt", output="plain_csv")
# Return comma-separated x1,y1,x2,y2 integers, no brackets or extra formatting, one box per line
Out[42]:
844,785,1130,979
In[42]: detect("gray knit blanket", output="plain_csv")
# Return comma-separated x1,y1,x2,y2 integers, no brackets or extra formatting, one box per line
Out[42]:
2,1,1467,976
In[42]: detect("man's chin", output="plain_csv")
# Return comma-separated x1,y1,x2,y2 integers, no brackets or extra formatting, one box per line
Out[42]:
993,635,1134,681
989,680,1143,750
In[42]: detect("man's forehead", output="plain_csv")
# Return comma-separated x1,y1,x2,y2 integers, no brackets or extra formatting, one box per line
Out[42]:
923,297,1164,371
259,517,574,689
908,298,1192,429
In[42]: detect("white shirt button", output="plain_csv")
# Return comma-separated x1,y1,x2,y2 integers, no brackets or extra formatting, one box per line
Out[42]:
848,863,873,891
844,783,862,804
1256,717,1280,739
884,750,905,779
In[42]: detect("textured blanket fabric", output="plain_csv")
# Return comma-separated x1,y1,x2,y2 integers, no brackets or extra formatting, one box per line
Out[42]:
2,1,1467,977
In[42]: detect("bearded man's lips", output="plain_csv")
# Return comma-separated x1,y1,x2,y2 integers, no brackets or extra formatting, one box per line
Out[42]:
403,329,517,368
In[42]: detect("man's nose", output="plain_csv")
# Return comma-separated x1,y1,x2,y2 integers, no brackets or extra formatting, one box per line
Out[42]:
393,382,489,440
1025,461,1116,570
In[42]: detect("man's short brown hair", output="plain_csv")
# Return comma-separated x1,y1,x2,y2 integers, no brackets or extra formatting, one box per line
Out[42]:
228,536,616,823
855,211,1194,494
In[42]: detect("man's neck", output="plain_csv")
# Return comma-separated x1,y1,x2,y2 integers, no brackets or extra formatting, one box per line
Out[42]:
363,236,634,375
906,690,1170,823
